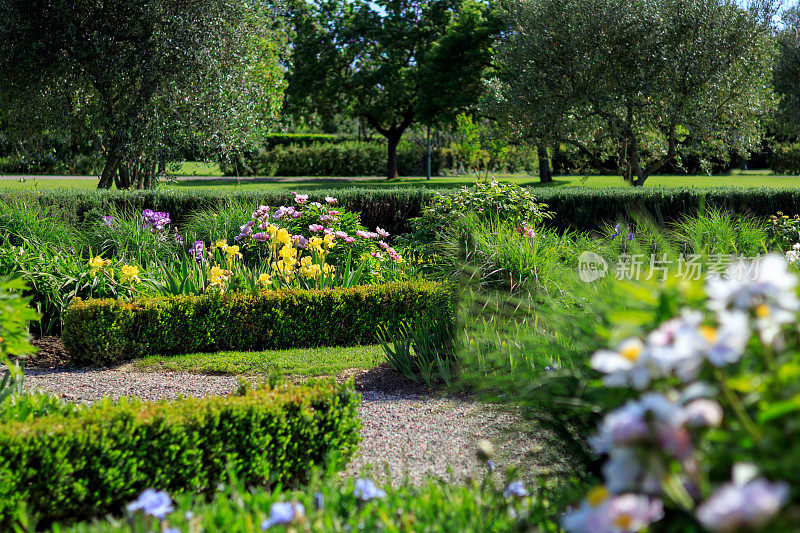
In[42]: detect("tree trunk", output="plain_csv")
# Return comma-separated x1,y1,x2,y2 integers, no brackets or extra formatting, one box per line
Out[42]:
537,144,553,183
387,134,401,180
426,125,432,181
117,162,131,190
97,153,122,189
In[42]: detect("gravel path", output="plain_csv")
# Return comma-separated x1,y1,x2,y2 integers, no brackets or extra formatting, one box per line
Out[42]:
23,367,560,484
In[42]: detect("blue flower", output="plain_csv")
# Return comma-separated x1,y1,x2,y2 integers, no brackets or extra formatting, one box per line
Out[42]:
126,489,174,519
261,502,305,530
354,479,386,501
503,481,529,498
314,492,325,510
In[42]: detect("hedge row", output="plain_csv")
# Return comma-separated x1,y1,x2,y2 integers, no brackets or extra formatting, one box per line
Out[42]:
220,141,448,177
0,381,360,527
262,133,369,148
7,186,800,235
0,187,436,237
62,281,453,366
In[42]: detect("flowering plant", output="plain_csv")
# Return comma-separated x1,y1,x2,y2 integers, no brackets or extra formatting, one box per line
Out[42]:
766,211,800,252
562,254,800,532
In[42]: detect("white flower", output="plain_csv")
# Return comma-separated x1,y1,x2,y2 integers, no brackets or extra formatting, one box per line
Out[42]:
590,339,658,390
261,502,305,530
354,478,386,501
503,481,529,498
126,489,174,519
562,487,663,533
696,477,788,532
683,398,723,428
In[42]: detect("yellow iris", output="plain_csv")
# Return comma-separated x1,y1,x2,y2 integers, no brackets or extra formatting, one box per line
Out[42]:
120,265,140,285
276,228,292,247
258,273,271,287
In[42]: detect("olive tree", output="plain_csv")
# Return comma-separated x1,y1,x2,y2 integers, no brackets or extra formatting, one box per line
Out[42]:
0,0,286,189
489,0,777,186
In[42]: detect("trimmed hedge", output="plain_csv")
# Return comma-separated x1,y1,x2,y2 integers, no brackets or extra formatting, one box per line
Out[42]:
0,381,360,527
221,141,448,177
62,281,453,366
6,186,800,237
263,133,366,148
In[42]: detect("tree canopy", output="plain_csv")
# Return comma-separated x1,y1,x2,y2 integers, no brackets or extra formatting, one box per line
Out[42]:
775,6,800,137
285,0,501,179
489,0,778,186
0,0,286,189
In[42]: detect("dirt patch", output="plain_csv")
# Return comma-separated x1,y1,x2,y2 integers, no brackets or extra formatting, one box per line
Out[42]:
18,337,73,370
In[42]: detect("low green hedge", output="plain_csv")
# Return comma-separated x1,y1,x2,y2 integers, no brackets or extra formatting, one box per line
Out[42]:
0,187,436,237
6,186,800,237
63,281,453,366
0,381,360,527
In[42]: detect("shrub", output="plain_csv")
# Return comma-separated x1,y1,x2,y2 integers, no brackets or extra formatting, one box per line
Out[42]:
222,141,446,177
0,380,360,527
769,143,800,175
62,281,454,366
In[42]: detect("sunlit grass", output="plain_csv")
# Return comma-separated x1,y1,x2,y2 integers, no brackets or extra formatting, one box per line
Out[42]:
135,344,385,375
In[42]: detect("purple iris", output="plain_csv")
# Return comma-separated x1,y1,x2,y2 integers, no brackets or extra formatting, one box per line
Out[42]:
102,215,117,228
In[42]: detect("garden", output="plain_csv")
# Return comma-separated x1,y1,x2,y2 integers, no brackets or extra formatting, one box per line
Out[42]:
4,0,800,531
2,178,800,532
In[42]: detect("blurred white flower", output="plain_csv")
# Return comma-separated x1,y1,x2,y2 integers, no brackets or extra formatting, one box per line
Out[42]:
562,486,663,533
261,502,305,530
683,398,723,428
503,481,529,498
696,477,788,532
590,339,659,390
126,489,174,519
354,478,386,501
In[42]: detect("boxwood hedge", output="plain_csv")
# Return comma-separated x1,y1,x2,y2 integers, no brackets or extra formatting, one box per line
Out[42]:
0,381,360,527
62,281,453,366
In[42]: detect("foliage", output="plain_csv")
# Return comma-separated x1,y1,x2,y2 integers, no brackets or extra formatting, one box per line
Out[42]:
0,0,286,189
766,211,800,251
558,255,800,532
53,473,570,533
285,0,500,178
773,6,800,136
221,140,449,177
769,142,800,175
490,0,777,186
379,307,459,387
62,281,454,366
0,380,360,528
0,277,39,402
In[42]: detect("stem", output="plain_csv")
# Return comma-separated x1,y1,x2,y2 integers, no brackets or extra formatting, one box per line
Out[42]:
716,369,761,443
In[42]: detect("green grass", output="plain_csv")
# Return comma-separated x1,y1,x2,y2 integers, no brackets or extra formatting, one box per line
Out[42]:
3,168,800,192
135,344,385,375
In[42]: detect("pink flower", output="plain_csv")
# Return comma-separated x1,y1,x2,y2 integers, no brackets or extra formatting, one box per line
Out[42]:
309,224,324,233
325,196,337,204
376,227,390,238
696,477,788,531
319,215,332,222
328,210,339,217
379,240,390,250
335,231,348,239
356,230,371,239
294,194,309,204
345,236,355,244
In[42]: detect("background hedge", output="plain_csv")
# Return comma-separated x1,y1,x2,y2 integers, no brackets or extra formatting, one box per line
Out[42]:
7,186,800,236
0,381,360,527
62,281,453,366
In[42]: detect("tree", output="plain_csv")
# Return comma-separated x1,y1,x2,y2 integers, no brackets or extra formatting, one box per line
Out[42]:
775,6,800,137
285,0,501,180
0,0,286,189
488,0,777,186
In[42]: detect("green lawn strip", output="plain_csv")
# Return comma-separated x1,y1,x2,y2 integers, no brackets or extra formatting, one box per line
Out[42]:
134,344,386,376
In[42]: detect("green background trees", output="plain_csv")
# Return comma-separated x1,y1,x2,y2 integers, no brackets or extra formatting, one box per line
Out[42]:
489,0,778,186
285,0,500,179
0,0,286,189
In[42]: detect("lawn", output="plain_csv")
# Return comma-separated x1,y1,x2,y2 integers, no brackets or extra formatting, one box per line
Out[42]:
135,344,385,375
3,167,800,192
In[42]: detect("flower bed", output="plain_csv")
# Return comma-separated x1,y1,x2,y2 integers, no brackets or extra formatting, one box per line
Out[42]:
0,380,360,527
63,281,453,366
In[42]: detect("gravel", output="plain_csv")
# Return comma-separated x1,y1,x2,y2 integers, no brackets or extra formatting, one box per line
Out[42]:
23,366,561,484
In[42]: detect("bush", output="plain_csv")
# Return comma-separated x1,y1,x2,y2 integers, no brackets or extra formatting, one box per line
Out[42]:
62,281,454,366
769,143,800,175
221,141,448,177
0,380,360,528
